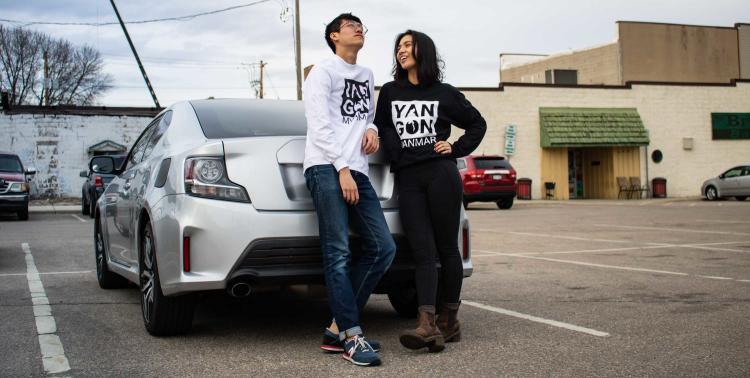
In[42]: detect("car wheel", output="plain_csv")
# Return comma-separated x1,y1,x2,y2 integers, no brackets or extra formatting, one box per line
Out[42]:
736,196,747,201
82,193,90,215
95,212,129,289
140,222,195,336
705,186,718,201
387,284,418,318
18,208,29,221
496,198,514,209
88,194,95,218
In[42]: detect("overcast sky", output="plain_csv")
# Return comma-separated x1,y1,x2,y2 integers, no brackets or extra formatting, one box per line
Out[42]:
1,0,748,107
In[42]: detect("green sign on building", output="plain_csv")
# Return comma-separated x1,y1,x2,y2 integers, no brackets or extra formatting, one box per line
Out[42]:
711,113,750,140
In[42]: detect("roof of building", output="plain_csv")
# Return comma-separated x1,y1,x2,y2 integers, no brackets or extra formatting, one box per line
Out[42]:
1,104,162,117
539,107,650,148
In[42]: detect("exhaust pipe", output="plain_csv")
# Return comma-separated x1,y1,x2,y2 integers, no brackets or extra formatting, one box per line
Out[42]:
229,282,252,297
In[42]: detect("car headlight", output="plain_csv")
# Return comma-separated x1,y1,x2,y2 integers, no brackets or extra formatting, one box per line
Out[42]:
184,157,250,202
9,182,28,193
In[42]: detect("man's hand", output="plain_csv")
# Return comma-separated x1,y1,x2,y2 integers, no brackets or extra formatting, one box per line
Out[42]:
362,129,379,155
434,141,452,155
339,168,359,205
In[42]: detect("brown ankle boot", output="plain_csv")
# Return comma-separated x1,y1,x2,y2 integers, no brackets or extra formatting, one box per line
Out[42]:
399,306,445,352
437,302,461,342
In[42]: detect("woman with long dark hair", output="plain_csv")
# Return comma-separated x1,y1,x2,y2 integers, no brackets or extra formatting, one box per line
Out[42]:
374,30,486,352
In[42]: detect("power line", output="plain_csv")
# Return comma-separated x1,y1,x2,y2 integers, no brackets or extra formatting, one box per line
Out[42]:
0,0,272,27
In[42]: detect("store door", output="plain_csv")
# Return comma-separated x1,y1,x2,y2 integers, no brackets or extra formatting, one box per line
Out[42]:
568,149,584,198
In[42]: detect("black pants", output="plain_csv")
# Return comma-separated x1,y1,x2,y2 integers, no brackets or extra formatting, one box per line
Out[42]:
397,158,463,307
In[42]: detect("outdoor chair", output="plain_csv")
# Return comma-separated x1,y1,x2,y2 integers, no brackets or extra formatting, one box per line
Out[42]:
617,176,634,199
544,182,556,200
629,176,649,199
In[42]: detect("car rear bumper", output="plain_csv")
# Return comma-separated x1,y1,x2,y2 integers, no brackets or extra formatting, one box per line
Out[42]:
464,189,516,202
0,194,29,212
151,195,472,295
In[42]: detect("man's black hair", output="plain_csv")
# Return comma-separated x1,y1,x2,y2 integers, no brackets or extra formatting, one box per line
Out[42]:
324,13,362,54
392,30,444,87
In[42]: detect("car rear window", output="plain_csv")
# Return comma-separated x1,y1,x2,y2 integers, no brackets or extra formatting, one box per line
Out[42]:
190,99,306,139
473,158,510,170
0,155,23,173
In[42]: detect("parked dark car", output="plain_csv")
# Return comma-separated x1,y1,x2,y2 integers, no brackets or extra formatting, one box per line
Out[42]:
0,151,36,220
457,155,517,209
80,154,126,217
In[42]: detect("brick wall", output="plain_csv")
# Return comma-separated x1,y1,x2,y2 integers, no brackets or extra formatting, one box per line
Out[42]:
0,112,152,197
499,43,621,85
453,82,750,199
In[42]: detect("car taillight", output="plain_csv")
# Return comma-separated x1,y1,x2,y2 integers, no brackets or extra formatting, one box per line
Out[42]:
509,169,517,180
462,223,470,260
184,157,250,202
467,170,484,180
94,175,103,188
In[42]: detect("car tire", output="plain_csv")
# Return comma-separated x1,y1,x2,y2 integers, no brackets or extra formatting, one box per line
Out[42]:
18,208,29,221
496,198,514,209
95,212,129,289
82,193,90,215
387,284,418,318
88,194,95,218
736,196,748,201
705,186,719,201
140,222,195,336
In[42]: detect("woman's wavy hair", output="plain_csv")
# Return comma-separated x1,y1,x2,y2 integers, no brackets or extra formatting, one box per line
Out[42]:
392,30,444,87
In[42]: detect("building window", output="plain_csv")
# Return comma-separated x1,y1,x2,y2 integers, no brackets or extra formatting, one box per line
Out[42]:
545,69,578,85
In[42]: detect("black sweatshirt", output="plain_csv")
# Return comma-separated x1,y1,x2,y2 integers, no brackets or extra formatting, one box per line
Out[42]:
374,81,487,171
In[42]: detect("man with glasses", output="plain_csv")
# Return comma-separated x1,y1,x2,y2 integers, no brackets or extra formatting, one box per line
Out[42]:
303,13,395,367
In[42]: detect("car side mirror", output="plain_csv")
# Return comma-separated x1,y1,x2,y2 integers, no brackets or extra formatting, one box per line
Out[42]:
25,167,36,176
718,174,725,179
90,156,116,174
79,170,88,178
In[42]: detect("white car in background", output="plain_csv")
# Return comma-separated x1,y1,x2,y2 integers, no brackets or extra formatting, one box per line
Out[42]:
93,99,473,336
701,164,750,201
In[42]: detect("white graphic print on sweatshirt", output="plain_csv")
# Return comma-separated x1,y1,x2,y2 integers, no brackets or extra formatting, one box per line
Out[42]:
391,101,439,148
340,79,371,123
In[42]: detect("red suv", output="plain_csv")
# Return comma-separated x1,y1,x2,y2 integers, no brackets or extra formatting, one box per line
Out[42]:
457,155,517,209
0,151,36,220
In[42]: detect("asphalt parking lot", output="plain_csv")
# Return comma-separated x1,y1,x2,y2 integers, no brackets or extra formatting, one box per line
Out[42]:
1,199,749,377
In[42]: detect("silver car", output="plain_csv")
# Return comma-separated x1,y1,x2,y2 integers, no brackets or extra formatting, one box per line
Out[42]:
701,164,750,201
93,99,473,335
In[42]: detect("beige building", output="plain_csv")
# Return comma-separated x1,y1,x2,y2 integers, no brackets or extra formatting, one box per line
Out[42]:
442,81,750,200
500,21,750,85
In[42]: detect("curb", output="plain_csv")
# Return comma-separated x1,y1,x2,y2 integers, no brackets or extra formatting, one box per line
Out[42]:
29,205,81,214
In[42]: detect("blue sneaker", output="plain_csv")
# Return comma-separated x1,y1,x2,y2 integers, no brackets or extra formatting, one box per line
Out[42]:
342,336,381,366
320,328,380,353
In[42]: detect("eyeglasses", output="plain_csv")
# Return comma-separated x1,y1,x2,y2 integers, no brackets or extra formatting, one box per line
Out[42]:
341,21,368,35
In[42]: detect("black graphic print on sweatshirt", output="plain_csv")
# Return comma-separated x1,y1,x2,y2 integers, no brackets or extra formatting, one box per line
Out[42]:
340,79,370,122
391,101,439,148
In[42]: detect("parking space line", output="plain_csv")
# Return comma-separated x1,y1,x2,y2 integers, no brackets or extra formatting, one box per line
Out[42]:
0,270,92,277
474,249,750,283
594,224,750,237
475,249,689,276
21,243,71,375
70,215,87,223
463,300,610,337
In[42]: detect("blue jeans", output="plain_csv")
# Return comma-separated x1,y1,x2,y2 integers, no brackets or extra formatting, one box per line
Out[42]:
304,164,396,340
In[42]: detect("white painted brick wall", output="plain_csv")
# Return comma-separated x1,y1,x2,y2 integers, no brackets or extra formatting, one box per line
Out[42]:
0,113,152,197
461,82,750,198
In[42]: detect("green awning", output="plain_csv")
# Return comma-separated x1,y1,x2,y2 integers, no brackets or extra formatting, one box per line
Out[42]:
540,107,649,148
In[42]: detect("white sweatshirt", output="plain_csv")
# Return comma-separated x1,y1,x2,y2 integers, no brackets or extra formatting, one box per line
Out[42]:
303,55,377,175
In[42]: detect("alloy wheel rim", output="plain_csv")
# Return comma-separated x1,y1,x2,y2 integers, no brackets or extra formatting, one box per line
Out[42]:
707,187,716,200
140,230,155,324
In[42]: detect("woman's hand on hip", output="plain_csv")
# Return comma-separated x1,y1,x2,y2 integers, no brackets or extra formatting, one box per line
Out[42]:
434,141,452,155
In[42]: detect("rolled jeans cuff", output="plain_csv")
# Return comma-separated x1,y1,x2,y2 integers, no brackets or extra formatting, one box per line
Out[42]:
340,326,363,341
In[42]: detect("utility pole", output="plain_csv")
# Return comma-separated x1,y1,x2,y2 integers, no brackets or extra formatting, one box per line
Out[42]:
109,0,161,108
294,0,302,100
259,60,266,99
43,51,49,106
